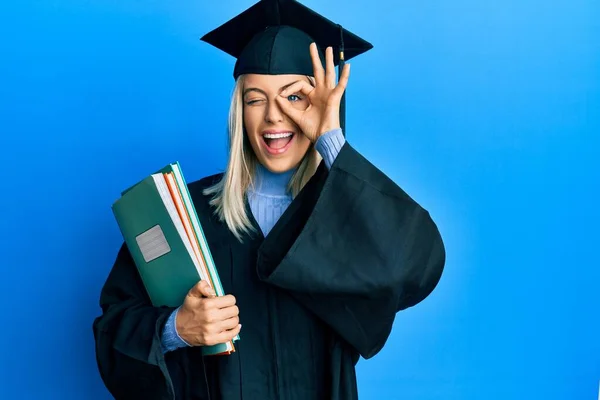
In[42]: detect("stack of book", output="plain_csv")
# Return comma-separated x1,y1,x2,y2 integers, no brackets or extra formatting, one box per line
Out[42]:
111,162,238,356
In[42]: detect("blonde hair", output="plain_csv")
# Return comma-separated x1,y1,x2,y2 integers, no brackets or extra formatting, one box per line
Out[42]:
203,75,322,242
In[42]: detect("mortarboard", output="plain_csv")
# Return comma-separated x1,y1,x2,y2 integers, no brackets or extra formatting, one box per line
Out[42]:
200,0,373,136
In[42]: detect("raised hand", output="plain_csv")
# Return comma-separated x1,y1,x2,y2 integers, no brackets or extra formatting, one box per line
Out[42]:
176,280,241,347
275,43,350,143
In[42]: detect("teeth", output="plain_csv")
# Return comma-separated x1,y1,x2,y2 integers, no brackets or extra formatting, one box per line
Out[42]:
264,132,293,139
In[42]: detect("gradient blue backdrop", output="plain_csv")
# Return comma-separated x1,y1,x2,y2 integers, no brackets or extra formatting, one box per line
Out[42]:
1,0,598,399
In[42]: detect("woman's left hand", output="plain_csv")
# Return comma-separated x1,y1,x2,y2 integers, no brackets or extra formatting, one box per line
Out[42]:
275,43,350,143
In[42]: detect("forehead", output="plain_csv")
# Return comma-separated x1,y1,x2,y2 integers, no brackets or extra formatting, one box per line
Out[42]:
243,73,310,91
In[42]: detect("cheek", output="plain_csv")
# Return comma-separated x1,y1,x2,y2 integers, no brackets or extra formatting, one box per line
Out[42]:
293,133,312,155
243,108,262,141
243,108,253,131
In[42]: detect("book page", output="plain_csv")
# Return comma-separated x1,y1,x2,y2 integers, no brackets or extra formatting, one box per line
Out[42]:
171,163,226,297
170,163,238,350
164,172,210,282
152,174,201,277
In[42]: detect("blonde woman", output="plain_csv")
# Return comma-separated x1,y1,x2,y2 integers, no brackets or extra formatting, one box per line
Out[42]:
93,1,445,399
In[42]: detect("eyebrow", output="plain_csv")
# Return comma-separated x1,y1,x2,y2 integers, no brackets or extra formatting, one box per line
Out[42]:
243,87,266,97
243,79,311,98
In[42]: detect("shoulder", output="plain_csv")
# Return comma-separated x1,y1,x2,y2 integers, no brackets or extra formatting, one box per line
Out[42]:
188,172,224,193
186,172,234,244
186,172,223,206
185,172,224,220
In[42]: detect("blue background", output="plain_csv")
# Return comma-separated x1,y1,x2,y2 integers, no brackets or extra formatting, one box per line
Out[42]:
1,0,598,399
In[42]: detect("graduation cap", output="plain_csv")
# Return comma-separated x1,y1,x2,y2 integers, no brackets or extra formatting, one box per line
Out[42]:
200,0,373,136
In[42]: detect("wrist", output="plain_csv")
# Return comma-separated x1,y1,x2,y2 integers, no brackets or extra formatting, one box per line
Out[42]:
316,125,341,142
175,307,192,344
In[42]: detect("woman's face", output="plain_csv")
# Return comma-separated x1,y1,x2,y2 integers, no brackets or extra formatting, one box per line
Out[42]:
243,73,313,173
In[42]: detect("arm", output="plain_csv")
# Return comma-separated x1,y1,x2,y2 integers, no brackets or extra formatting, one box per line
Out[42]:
92,243,197,399
256,142,445,359
315,128,346,169
161,307,191,353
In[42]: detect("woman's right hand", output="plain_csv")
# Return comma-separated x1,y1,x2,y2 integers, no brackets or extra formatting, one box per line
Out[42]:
176,280,241,347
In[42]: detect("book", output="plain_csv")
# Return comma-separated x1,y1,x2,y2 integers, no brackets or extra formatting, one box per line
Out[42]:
111,162,238,356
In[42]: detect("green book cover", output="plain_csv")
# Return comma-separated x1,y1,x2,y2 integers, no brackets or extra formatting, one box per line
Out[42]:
112,174,202,307
112,168,238,356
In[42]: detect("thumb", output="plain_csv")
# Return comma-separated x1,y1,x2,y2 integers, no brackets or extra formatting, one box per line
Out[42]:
188,280,216,299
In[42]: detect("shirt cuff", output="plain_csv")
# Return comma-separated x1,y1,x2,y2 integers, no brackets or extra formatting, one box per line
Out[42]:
161,306,192,353
315,128,346,169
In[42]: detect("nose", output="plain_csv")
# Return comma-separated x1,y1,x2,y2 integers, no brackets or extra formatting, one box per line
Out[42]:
265,99,284,124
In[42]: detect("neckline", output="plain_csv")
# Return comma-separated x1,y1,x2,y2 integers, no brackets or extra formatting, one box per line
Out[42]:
250,163,296,197
243,159,328,244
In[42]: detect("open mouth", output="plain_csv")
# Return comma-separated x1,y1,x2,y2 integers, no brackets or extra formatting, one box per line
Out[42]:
262,131,295,154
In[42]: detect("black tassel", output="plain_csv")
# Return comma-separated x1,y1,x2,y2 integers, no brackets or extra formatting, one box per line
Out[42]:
338,24,346,137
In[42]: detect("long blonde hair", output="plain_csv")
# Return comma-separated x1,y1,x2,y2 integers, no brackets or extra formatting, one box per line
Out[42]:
203,75,322,242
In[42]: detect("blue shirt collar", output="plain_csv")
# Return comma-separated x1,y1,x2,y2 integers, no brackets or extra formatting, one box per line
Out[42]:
251,162,296,197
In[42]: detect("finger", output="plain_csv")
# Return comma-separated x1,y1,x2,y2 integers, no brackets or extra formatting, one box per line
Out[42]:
206,304,239,324
309,42,325,85
215,316,240,332
332,63,350,98
275,95,306,126
217,305,239,320
188,280,215,299
325,46,336,88
205,294,237,309
198,280,217,298
211,324,242,345
280,79,314,97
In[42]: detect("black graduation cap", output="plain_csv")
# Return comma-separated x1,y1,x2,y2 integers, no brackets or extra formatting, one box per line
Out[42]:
200,0,373,135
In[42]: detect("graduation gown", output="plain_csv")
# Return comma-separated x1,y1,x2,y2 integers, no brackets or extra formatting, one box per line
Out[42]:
92,142,445,400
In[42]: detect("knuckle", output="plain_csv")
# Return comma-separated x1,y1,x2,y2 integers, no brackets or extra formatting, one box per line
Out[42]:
200,332,210,345
199,300,210,312
204,310,216,323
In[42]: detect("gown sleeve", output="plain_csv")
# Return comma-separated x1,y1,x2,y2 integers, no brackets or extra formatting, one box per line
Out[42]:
92,243,194,399
256,142,446,359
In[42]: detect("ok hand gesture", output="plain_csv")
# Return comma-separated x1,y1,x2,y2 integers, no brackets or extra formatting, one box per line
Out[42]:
275,43,350,143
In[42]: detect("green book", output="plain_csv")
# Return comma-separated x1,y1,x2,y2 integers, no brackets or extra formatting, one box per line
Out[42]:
111,162,238,356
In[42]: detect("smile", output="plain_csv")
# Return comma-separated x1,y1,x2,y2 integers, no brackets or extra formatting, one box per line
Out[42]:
262,131,295,155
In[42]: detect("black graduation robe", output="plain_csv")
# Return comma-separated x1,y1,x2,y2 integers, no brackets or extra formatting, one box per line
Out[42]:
92,142,445,400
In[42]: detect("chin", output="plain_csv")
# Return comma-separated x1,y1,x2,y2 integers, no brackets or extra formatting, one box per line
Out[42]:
260,158,301,174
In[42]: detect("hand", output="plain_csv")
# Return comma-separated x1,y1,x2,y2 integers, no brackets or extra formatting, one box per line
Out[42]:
176,280,241,347
275,43,350,143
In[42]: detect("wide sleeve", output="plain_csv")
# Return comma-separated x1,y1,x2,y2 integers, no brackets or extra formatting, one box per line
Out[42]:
256,142,445,359
92,243,196,400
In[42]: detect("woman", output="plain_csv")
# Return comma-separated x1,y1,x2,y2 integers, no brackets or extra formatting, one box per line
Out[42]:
93,1,445,399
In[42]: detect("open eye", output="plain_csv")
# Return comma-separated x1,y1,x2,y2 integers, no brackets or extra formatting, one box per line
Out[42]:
287,94,302,102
